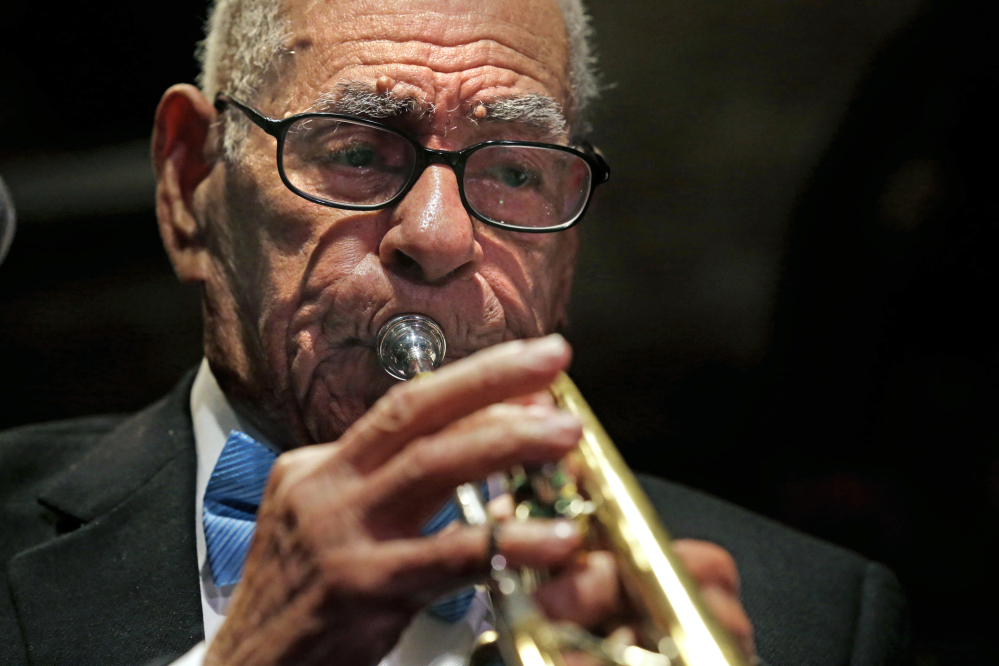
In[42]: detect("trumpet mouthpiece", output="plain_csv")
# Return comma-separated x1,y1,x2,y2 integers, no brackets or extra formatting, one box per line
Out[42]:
376,313,447,380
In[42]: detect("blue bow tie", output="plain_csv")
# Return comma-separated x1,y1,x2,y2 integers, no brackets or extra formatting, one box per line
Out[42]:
203,431,477,622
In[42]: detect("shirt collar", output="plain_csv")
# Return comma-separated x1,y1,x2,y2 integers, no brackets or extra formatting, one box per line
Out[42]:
191,358,278,486
190,358,277,639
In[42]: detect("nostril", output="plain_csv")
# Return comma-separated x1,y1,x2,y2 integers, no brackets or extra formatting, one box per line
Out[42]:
393,249,423,280
390,248,473,284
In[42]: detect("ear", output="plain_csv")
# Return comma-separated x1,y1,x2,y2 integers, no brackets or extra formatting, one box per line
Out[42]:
152,83,217,284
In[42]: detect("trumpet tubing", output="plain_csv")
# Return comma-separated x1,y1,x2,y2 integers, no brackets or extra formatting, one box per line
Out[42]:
550,373,746,666
376,314,748,666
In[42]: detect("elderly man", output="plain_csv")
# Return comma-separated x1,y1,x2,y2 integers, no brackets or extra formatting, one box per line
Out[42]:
0,0,908,665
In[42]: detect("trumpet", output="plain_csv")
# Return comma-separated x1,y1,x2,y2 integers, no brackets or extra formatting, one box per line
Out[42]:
376,314,748,666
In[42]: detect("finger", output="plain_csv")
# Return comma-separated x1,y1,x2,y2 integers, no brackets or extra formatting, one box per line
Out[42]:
264,441,348,498
672,539,740,596
606,626,638,646
488,493,515,521
342,335,572,473
363,403,581,533
324,521,583,606
505,390,556,407
496,520,584,569
534,551,626,628
700,584,756,662
672,540,755,662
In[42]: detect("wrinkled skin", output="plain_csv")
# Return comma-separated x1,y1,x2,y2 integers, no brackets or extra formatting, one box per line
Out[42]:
151,0,756,664
162,0,579,448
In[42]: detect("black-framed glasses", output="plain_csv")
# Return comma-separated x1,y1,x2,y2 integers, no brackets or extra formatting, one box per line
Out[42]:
215,93,610,233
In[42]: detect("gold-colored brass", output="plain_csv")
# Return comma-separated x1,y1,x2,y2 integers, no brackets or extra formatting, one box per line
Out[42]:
488,563,567,666
374,315,747,666
549,372,748,666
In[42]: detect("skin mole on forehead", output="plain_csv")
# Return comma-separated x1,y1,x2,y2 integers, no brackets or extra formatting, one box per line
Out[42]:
375,76,396,94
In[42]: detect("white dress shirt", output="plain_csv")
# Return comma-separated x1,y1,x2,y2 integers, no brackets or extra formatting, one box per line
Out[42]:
172,359,492,666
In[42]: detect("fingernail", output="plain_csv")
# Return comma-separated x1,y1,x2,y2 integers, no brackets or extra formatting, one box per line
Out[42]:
547,410,580,433
524,405,579,440
525,403,574,423
504,519,581,543
527,334,567,359
552,520,578,540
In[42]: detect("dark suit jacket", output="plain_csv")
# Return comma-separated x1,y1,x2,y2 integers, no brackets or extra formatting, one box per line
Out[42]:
0,373,909,666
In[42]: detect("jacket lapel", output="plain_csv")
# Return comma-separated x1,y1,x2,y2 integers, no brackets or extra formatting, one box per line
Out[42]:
7,374,204,666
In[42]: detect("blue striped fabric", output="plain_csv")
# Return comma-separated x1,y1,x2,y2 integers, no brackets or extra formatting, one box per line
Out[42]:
421,483,489,623
202,430,486,623
203,431,277,587
428,586,478,623
420,497,463,536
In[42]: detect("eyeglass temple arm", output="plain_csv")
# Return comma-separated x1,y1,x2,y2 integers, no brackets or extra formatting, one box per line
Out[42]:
579,141,611,183
213,93,282,137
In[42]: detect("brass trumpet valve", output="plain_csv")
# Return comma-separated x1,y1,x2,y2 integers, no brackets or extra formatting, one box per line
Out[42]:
509,464,593,522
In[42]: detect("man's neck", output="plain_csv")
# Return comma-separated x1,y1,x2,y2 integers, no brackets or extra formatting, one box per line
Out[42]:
203,357,305,451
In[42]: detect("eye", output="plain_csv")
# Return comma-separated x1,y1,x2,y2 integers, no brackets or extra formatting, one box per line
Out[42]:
332,146,378,167
490,166,533,188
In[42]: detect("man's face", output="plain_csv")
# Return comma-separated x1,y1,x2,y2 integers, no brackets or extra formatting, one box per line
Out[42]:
200,0,579,446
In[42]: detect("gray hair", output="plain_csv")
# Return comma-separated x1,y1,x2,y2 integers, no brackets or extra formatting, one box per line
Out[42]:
197,0,598,158
312,81,570,138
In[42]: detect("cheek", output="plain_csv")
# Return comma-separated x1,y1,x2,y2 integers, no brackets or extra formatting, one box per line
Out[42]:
303,346,398,443
479,230,577,331
227,158,385,386
270,217,386,371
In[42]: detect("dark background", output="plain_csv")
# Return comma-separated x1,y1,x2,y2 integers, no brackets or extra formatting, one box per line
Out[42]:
1,0,995,663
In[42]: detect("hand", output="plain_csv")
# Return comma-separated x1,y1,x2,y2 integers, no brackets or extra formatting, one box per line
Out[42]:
533,539,757,665
205,335,586,666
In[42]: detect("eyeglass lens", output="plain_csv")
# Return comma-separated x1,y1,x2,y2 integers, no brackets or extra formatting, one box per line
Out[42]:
281,116,593,229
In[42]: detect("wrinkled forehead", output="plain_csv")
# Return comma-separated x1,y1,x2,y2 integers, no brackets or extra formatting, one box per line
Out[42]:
270,0,571,122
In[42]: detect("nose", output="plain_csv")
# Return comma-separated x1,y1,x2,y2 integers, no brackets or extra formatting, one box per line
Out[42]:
378,166,482,283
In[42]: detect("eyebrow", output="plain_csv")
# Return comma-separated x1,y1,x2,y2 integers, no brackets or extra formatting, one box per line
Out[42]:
484,95,568,138
309,82,433,118
308,81,568,138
